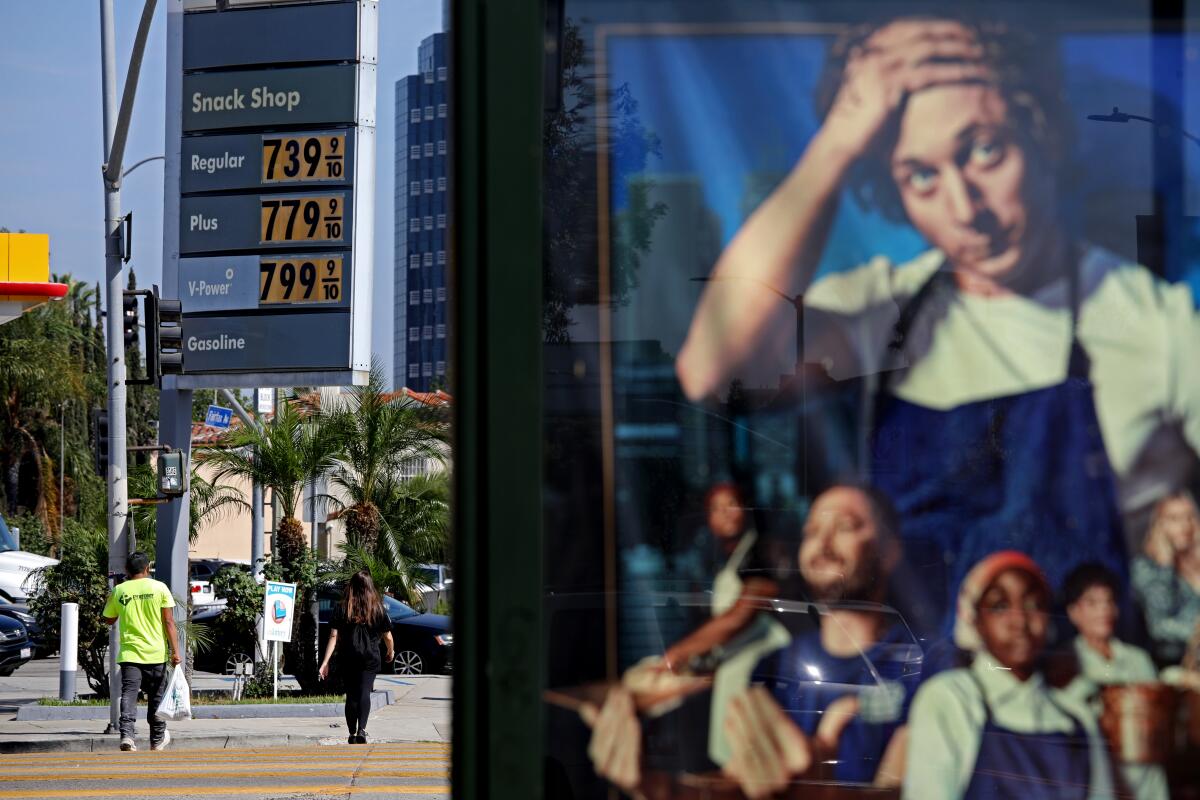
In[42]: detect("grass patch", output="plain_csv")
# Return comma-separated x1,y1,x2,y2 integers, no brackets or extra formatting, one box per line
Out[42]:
38,694,345,707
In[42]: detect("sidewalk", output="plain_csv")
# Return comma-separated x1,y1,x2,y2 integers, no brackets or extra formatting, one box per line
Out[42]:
0,657,451,752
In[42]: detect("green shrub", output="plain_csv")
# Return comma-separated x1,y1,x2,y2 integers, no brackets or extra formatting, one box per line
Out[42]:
28,525,111,696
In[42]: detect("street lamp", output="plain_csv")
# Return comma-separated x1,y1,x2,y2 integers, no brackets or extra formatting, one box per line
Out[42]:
689,274,807,380
1086,106,1200,149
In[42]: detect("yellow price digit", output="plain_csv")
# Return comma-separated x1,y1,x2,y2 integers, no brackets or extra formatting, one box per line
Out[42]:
259,256,344,305
261,134,345,183
260,194,344,243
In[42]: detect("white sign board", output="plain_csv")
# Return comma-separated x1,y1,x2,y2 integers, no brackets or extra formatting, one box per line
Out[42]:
262,580,296,642
257,387,274,415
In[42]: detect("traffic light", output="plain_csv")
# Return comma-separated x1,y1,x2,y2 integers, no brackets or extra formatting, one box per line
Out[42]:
91,408,109,476
144,285,184,383
122,292,139,350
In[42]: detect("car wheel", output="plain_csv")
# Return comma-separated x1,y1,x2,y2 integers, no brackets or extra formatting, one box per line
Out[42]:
225,651,253,675
392,649,425,675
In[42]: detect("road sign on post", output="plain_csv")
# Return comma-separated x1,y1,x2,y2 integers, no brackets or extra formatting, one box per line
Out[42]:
169,0,377,389
203,405,232,429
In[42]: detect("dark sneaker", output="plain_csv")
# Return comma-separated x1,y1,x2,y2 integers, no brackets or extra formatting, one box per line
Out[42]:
354,731,368,744
120,737,136,752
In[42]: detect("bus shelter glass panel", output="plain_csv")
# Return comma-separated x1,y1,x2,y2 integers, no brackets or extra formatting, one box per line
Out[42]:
540,2,1200,798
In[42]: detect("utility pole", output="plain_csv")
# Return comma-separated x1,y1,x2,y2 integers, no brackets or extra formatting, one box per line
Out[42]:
99,0,159,733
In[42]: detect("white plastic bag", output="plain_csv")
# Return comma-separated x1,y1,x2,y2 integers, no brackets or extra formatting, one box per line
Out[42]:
155,666,192,721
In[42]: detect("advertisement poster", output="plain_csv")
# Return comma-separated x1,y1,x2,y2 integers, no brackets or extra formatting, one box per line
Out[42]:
262,580,296,643
541,4,1200,799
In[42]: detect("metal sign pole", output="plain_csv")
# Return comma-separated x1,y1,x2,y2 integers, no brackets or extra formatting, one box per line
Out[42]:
273,640,279,701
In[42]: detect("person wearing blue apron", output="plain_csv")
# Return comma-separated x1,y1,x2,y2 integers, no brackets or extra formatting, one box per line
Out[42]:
869,260,1128,637
904,551,1114,799
674,17,1200,638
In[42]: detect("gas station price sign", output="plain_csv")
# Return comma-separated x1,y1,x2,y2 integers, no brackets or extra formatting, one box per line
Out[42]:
262,133,345,183
259,193,344,243
259,256,343,305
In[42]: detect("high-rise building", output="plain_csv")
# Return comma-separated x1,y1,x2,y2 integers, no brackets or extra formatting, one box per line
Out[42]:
394,33,449,391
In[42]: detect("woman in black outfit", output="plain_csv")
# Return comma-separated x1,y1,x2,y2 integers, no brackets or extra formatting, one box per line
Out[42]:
319,570,395,743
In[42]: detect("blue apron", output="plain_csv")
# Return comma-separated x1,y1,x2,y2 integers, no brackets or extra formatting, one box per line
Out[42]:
963,671,1091,800
868,262,1128,635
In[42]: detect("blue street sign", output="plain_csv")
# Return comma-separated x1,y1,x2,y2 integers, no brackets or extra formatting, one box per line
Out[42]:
205,405,233,429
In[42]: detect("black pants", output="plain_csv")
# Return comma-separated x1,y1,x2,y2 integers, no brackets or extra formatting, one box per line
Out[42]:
342,663,377,735
119,662,168,742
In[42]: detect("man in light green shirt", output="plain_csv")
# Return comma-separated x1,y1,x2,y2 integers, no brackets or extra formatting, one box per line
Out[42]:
102,552,181,752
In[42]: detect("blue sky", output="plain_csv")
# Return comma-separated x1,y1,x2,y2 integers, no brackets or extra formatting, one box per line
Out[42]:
0,0,442,388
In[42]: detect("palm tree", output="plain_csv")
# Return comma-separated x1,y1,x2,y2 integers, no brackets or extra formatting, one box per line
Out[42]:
199,398,339,692
201,399,338,574
324,362,449,554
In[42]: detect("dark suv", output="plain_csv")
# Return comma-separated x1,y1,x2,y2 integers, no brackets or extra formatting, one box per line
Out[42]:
0,614,32,676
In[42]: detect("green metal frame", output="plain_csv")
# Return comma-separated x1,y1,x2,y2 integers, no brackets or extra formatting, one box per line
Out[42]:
451,1,545,797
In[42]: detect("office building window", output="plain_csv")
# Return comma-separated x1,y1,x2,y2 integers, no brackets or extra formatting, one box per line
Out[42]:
424,216,433,231
409,364,419,379
410,181,421,196
424,106,434,120
408,327,419,342
409,291,420,305
437,140,447,155
436,361,446,376
424,179,434,193
437,66,447,81
436,287,447,302
423,252,433,267
424,142,434,157
437,214,446,229
422,325,433,340
424,71,434,84
437,177,447,192
423,289,433,303
410,108,421,123
423,362,433,377
409,254,420,269
437,250,447,265
436,324,446,339
409,218,420,233
438,103,447,118
410,145,420,159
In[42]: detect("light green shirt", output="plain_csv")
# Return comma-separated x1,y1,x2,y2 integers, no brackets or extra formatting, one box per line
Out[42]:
1066,637,1167,800
102,577,175,664
903,653,1114,800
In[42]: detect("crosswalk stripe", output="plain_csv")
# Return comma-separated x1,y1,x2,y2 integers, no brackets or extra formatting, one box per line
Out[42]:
0,768,450,782
0,785,450,798
4,757,447,773
3,748,449,764
2,744,448,759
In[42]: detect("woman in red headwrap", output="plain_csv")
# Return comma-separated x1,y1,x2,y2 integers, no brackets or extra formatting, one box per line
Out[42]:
902,551,1115,799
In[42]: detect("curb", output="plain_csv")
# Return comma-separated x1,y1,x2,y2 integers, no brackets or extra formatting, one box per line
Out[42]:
16,690,392,721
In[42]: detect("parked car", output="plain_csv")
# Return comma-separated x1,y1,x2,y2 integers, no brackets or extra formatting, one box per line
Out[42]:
0,515,57,602
317,586,452,675
189,559,248,610
0,614,33,677
415,563,453,612
190,601,257,675
0,601,50,658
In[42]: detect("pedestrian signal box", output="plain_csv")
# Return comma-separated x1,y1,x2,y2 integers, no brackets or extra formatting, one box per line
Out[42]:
157,450,187,497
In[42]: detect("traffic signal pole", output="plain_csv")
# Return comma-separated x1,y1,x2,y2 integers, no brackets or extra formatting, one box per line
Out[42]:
99,0,158,733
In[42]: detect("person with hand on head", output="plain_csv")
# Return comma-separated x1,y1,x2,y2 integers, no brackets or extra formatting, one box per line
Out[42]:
1131,491,1200,667
318,570,395,744
102,551,181,753
904,551,1114,800
679,13,1200,634
1062,563,1166,800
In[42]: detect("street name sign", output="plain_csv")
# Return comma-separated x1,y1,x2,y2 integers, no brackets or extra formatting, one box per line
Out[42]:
204,404,233,429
